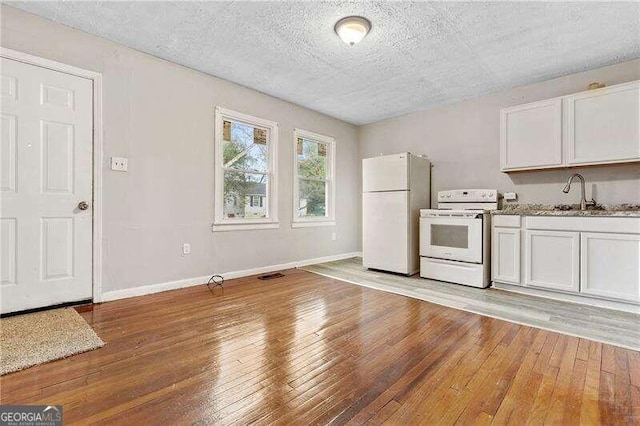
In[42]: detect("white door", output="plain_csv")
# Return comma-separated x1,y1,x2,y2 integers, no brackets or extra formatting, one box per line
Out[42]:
1,57,93,314
524,230,580,292
580,232,640,302
362,154,409,192
500,98,563,171
362,191,409,274
564,81,640,165
492,227,521,285
420,216,483,263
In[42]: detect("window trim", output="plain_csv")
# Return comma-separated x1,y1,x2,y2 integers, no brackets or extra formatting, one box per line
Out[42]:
292,128,336,228
213,107,279,231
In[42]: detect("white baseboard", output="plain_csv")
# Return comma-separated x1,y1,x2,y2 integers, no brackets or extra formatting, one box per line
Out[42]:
101,274,215,302
101,251,360,303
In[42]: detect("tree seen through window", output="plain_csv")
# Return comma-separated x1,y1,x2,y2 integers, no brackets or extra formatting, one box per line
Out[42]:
297,138,328,217
222,120,268,219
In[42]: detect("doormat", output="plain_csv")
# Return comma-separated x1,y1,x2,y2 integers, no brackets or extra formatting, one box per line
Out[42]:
257,272,285,280
0,307,105,375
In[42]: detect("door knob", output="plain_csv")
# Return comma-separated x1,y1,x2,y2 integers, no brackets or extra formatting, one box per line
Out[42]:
78,201,89,211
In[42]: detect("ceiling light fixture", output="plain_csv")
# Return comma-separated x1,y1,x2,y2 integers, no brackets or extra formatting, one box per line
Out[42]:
334,16,371,46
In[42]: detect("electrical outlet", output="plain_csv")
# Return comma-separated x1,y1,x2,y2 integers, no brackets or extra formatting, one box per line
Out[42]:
182,243,191,255
331,233,337,241
111,157,128,172
504,192,518,201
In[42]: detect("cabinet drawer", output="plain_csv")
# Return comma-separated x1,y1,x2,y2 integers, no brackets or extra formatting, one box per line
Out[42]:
493,215,521,228
525,216,640,233
420,257,487,288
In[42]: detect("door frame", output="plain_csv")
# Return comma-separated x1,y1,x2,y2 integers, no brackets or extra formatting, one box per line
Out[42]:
1,47,104,303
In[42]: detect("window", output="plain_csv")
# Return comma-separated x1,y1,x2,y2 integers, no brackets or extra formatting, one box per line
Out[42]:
293,129,336,227
250,195,263,208
214,107,278,231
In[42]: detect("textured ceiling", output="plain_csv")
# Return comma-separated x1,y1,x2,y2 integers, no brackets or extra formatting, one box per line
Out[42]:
7,1,640,125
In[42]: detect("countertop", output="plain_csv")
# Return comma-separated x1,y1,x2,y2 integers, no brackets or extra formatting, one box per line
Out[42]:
492,203,640,217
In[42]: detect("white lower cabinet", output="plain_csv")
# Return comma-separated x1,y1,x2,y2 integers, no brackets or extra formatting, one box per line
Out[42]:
580,232,640,303
492,227,521,284
524,230,580,292
492,216,640,307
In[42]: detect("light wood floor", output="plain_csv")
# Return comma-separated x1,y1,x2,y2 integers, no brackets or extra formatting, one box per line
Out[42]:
1,269,638,425
302,257,640,351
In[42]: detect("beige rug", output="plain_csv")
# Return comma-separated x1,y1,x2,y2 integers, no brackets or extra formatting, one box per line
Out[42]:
1,307,105,375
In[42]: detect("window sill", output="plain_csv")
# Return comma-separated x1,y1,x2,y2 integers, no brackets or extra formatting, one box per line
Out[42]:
291,221,336,228
212,222,279,232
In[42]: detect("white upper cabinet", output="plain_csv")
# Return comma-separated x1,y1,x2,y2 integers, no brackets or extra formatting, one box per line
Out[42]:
564,81,640,165
500,80,640,172
500,98,563,171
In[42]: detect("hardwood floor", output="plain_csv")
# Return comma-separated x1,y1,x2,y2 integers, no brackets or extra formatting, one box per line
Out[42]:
1,269,638,425
301,257,640,351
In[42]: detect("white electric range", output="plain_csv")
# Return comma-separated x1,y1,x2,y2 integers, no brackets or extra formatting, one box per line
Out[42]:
419,189,499,288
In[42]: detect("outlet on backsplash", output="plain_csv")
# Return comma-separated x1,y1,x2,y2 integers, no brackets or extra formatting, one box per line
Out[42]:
503,192,517,201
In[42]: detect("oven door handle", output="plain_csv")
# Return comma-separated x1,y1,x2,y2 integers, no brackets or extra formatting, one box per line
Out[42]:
421,213,482,219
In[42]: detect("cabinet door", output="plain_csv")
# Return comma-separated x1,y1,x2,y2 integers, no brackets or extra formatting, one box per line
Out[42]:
564,81,640,165
524,230,580,292
492,227,521,285
500,98,563,171
580,232,640,302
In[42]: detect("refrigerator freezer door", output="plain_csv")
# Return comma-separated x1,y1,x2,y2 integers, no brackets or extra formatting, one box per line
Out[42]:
362,191,409,274
362,154,409,192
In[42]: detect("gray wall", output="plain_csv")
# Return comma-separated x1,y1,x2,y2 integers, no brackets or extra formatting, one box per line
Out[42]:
1,5,360,292
3,4,640,293
359,60,640,207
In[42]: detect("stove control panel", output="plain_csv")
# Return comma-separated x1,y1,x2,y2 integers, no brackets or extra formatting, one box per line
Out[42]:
437,189,498,203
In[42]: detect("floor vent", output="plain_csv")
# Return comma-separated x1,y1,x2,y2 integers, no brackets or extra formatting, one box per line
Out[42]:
257,272,285,281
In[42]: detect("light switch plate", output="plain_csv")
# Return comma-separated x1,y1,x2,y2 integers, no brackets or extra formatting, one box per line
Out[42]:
111,157,128,172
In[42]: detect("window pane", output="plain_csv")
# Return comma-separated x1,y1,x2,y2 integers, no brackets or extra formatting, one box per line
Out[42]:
297,138,327,179
298,179,326,217
223,171,268,219
223,120,268,172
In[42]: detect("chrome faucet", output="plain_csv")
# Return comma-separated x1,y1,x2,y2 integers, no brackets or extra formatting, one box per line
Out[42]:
562,173,596,211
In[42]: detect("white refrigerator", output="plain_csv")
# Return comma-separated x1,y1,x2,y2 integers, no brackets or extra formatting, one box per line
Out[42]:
362,153,431,275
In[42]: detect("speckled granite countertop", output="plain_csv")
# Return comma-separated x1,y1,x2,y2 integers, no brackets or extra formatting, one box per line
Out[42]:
492,204,640,217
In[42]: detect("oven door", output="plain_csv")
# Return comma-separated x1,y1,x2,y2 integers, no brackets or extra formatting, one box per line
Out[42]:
420,216,483,263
